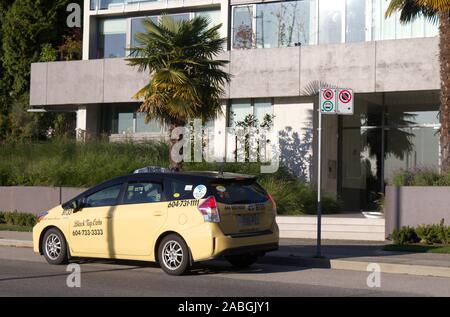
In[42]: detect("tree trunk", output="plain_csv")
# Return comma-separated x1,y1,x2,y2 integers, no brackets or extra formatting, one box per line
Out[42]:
168,121,185,171
440,12,450,172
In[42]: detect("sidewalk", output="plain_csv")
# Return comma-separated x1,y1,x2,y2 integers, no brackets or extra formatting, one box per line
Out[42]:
1,231,450,277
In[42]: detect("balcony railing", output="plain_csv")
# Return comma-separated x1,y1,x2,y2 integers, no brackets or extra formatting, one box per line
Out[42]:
90,0,178,11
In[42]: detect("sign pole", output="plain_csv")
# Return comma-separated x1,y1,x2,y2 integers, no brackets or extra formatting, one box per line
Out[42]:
316,104,322,258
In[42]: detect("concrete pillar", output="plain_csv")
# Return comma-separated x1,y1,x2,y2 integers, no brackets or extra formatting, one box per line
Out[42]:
76,105,99,141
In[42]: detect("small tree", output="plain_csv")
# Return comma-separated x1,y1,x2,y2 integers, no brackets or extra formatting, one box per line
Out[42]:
127,16,230,169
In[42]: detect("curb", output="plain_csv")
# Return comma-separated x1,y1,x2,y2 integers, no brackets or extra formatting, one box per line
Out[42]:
263,254,450,278
0,239,33,248
2,239,450,278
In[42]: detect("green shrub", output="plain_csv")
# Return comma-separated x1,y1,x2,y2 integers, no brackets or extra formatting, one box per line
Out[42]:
391,168,450,186
416,224,441,244
0,211,37,227
389,226,419,245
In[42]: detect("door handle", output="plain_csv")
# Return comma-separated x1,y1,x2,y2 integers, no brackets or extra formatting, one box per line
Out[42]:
153,211,164,216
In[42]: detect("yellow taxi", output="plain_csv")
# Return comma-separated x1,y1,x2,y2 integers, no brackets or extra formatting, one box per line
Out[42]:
33,167,279,275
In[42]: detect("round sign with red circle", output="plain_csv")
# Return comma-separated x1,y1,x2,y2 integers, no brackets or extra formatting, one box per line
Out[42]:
339,90,352,104
322,89,334,101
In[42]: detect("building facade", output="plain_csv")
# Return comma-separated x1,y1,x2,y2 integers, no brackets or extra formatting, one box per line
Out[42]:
30,0,441,211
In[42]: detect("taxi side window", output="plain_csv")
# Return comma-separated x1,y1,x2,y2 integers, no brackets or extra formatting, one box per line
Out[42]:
123,182,163,205
85,184,122,208
169,179,194,200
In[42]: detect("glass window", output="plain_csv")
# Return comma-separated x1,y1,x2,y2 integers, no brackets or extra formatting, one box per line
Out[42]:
195,10,222,27
208,181,268,204
85,184,122,208
233,5,253,49
123,182,163,204
131,17,158,48
230,99,252,127
166,13,190,23
168,179,196,200
136,113,163,133
118,113,134,134
373,0,391,40
319,0,344,44
346,0,366,43
425,19,439,37
90,0,98,10
100,0,124,10
254,99,273,125
98,19,126,58
230,99,273,127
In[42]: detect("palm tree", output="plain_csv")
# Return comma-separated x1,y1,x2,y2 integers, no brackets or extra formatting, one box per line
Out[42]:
127,16,230,170
386,0,450,171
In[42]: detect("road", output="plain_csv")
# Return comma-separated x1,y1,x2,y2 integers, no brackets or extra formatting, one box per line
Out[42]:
0,246,449,297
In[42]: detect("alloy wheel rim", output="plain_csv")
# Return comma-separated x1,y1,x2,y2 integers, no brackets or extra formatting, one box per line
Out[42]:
45,233,62,260
162,241,183,270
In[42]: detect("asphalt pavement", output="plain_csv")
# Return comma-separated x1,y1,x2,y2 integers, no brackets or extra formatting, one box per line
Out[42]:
1,246,450,297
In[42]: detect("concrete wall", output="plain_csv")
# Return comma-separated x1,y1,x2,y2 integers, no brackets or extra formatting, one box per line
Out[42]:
385,186,450,237
278,215,386,241
0,187,86,215
30,37,440,107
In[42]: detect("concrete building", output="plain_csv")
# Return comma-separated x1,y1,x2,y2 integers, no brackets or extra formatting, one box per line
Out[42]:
29,0,441,212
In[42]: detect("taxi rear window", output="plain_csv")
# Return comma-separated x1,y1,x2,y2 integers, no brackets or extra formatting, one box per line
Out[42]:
208,180,268,205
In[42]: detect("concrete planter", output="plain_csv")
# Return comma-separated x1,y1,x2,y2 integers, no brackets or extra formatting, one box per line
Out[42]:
277,215,385,241
385,186,450,237
0,186,86,215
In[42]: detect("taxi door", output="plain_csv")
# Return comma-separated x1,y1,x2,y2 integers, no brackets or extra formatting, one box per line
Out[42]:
109,179,168,256
69,183,123,256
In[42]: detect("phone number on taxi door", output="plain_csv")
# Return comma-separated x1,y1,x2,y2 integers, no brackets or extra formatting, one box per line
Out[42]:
72,229,104,236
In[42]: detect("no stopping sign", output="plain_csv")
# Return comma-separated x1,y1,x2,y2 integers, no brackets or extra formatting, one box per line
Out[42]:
337,89,354,115
339,90,352,104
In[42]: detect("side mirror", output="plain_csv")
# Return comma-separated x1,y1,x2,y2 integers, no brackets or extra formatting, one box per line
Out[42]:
73,198,86,213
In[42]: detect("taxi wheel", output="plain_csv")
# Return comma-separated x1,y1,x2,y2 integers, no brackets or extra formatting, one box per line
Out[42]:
226,254,258,268
42,228,68,265
158,234,190,276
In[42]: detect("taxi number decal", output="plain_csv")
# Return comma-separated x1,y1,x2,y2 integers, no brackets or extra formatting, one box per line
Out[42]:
72,229,104,236
62,209,74,216
168,200,199,208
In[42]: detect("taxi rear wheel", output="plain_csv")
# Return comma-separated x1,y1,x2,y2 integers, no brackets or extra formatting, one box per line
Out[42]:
42,228,68,265
226,254,258,268
158,234,190,276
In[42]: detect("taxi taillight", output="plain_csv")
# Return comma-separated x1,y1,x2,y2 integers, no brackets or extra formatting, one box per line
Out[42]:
268,194,277,215
198,196,220,223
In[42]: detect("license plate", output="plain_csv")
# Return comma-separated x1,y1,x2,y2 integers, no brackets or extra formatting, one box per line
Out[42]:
237,214,260,227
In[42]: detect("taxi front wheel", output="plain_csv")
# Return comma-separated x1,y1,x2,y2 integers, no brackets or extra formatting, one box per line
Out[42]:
158,234,190,276
42,228,68,265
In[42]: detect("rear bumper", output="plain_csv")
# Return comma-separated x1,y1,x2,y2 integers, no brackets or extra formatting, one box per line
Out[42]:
214,242,279,258
210,222,279,259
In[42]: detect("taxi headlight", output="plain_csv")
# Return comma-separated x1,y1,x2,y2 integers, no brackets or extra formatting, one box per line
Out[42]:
36,211,49,223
